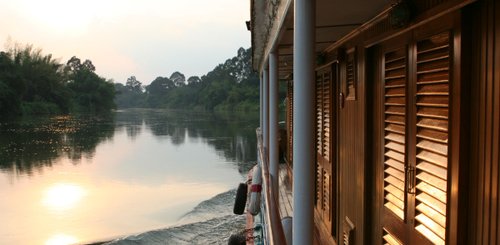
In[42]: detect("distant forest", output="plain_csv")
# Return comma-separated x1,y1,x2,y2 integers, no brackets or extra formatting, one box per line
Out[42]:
115,47,262,111
0,45,267,118
0,43,115,117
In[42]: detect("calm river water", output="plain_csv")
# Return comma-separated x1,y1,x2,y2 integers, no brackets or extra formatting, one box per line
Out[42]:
0,109,258,245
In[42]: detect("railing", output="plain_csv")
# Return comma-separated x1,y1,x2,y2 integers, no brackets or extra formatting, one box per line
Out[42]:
256,128,287,245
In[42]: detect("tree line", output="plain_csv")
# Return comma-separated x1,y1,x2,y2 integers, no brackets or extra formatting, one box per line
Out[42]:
115,47,262,111
0,43,115,117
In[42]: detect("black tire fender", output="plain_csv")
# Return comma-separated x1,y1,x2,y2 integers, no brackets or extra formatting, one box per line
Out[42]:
233,182,248,215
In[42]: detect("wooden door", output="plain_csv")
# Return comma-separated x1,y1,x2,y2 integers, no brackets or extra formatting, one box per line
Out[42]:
315,63,338,242
378,27,458,245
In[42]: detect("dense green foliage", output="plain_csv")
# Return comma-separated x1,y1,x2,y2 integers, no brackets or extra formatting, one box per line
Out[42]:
0,44,115,118
115,47,262,111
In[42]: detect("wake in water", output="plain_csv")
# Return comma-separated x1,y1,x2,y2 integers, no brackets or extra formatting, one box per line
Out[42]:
104,189,246,245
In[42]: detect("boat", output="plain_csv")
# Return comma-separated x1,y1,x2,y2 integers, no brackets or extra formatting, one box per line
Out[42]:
246,0,500,244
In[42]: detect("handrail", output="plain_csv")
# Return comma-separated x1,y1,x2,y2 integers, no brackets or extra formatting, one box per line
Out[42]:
256,128,287,245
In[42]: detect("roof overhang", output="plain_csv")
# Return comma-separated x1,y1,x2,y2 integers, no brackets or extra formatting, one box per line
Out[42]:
251,0,390,79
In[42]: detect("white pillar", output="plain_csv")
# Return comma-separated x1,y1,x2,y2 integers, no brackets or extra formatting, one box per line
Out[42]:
260,73,263,132
269,49,279,194
293,0,315,243
263,67,269,156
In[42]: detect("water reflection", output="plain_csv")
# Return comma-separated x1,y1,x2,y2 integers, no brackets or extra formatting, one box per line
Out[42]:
0,115,115,176
45,233,78,245
42,183,87,212
0,109,259,245
0,109,258,176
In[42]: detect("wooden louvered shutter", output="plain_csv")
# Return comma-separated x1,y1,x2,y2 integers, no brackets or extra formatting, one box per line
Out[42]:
413,32,450,245
379,31,454,245
383,46,407,221
315,65,335,234
346,48,357,100
381,45,409,243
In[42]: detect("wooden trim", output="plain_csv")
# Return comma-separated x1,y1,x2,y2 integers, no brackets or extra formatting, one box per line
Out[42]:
323,0,477,53
447,12,462,245
257,129,287,245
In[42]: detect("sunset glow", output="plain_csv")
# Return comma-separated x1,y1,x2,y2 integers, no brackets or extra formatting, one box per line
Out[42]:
45,233,78,245
42,183,87,211
0,0,250,84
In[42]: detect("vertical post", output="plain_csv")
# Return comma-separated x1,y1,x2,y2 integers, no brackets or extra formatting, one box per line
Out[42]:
260,72,263,132
293,0,315,243
269,49,279,193
263,67,269,156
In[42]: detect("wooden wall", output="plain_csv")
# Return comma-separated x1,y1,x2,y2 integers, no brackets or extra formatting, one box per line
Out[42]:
309,0,499,244
465,0,500,244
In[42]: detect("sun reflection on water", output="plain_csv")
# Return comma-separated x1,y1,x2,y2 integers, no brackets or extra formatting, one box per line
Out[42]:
45,233,78,245
42,183,87,211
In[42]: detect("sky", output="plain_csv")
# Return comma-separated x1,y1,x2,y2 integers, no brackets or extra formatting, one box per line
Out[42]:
0,0,250,85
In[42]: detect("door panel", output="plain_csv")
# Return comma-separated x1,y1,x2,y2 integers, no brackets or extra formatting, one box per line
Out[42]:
315,64,337,238
376,29,455,245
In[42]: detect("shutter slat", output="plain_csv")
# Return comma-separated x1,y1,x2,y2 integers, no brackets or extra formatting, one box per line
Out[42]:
385,202,405,220
417,83,449,95
417,128,448,143
417,171,447,193
385,149,405,163
417,139,448,155
385,167,405,182
416,192,446,216
385,184,405,202
385,133,405,145
385,77,406,87
415,225,445,245
385,96,406,106
417,107,449,119
385,115,406,125
416,203,447,227
417,150,448,169
415,213,446,240
385,175,405,191
417,95,449,107
416,161,447,180
416,48,449,64
417,72,448,85
386,87,405,97
385,124,405,134
386,68,406,79
417,61,448,74
385,158,405,172
417,117,448,132
386,141,405,153
383,230,402,245
386,105,405,115
416,181,447,203
386,193,405,209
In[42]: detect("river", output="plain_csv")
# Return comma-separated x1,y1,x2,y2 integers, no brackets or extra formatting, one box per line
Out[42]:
0,109,258,245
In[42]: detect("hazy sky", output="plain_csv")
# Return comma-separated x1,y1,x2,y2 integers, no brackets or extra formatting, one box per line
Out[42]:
0,0,250,84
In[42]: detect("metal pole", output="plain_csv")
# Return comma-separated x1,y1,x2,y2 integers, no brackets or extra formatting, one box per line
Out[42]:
260,72,263,132
293,0,315,243
269,49,279,194
263,67,269,156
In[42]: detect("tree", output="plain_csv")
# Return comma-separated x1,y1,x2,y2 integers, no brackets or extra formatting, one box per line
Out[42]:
126,76,142,92
187,76,201,85
170,71,185,87
66,57,115,113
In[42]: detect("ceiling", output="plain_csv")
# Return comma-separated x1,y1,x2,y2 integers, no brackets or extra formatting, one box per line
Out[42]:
274,0,389,79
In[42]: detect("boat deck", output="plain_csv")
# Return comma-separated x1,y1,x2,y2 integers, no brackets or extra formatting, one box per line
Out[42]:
278,164,293,219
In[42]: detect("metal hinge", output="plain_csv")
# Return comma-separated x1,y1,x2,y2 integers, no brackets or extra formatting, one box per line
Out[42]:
406,166,416,194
